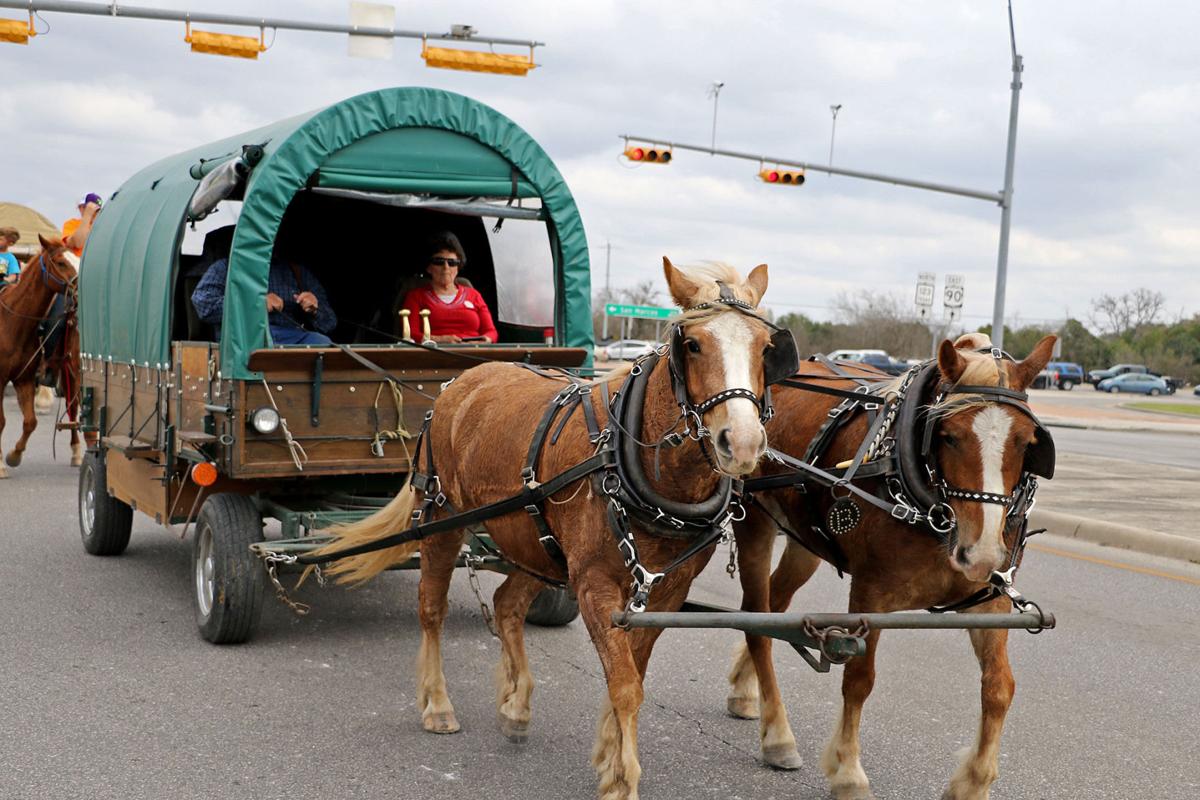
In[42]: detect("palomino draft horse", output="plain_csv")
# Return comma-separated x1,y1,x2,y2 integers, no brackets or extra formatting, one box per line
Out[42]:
0,235,81,477
726,333,1056,800
313,260,794,800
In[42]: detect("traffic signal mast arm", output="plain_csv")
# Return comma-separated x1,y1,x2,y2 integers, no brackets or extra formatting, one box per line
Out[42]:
0,0,544,48
620,135,1003,205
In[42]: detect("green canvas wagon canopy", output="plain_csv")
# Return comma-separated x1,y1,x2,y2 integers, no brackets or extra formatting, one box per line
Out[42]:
80,87,592,379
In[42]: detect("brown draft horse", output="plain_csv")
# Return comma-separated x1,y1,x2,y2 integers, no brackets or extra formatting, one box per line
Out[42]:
0,235,80,478
315,260,778,800
727,333,1056,800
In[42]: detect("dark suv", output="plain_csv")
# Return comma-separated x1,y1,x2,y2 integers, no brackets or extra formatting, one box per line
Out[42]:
1045,361,1085,390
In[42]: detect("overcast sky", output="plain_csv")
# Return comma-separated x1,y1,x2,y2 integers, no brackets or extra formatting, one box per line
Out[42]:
3,0,1197,330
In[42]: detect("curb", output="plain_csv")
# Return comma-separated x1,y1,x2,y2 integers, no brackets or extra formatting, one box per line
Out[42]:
1039,418,1200,436
1030,509,1200,565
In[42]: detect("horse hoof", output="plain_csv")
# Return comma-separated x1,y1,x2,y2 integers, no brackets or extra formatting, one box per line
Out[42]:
4,452,20,468
0,468,8,479
71,457,83,467
832,786,876,800
498,713,529,743
422,711,460,734
762,744,802,771
727,696,760,720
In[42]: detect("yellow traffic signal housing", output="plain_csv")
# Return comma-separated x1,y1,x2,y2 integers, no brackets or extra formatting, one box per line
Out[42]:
623,145,672,164
0,13,35,45
422,45,537,76
758,167,805,186
186,24,266,59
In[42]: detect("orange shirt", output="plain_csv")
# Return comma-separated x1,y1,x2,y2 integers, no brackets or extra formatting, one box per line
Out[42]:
61,218,83,256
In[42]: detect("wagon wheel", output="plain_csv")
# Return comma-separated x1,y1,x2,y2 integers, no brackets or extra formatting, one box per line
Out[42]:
192,493,266,644
525,585,579,627
78,450,133,556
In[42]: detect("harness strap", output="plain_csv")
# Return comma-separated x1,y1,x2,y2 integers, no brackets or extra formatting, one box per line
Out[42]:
298,449,614,565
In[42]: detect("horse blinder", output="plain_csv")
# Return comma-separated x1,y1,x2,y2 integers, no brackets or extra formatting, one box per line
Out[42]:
1024,423,1055,479
763,328,800,386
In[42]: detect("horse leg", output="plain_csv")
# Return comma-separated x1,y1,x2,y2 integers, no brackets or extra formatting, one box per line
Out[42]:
416,527,468,734
492,571,545,742
576,572,644,800
0,384,7,478
728,534,821,723
34,385,54,415
5,381,38,469
67,387,82,467
942,597,1016,800
820,583,884,800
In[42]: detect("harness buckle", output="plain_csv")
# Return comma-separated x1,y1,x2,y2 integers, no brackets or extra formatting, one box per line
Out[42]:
827,405,843,419
520,466,540,489
524,503,542,518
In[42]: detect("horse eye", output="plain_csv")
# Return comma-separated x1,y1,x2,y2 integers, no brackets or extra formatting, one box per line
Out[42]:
941,433,957,447
685,338,701,354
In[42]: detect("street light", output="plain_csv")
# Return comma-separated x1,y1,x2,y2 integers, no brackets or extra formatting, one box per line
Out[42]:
829,104,842,167
707,81,725,151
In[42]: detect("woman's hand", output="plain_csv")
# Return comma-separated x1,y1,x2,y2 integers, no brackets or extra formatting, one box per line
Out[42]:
266,292,284,312
430,334,462,344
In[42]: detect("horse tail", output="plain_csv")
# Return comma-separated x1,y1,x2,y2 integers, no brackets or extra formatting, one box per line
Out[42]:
313,477,422,586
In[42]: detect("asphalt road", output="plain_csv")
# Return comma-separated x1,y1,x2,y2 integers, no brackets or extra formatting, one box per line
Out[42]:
2,405,1199,800
1048,427,1199,470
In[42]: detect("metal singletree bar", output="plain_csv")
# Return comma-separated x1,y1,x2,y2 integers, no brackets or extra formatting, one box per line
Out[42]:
0,0,544,47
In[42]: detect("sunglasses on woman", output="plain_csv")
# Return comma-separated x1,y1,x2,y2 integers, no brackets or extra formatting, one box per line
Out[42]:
429,256,462,267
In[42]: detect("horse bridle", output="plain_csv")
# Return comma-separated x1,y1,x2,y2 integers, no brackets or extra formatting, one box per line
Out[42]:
667,281,800,430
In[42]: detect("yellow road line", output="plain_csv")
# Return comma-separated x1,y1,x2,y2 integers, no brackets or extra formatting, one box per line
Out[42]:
1028,542,1200,587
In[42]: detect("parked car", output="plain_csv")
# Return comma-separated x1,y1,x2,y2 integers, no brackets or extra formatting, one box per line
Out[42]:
1096,373,1170,395
1194,385,1200,397
858,352,908,376
1088,363,1147,387
603,339,656,361
1044,361,1085,390
826,348,889,363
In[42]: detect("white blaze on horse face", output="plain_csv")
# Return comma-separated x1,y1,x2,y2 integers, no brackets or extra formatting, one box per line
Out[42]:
968,406,1013,568
63,252,81,273
706,312,766,472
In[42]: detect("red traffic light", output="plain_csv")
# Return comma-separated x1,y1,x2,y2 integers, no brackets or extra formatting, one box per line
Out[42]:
759,167,805,186
624,144,671,164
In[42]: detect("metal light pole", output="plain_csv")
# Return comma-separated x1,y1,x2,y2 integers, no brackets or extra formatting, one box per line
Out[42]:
990,1,1023,352
707,82,725,151
829,104,842,166
601,241,612,340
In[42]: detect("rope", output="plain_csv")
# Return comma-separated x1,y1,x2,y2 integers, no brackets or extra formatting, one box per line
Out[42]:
370,380,413,459
260,378,308,471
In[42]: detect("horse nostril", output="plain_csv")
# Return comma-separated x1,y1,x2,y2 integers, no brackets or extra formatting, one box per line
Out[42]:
716,428,733,457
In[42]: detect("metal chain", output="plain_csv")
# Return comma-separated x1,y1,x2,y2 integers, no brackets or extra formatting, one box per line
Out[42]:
802,618,869,665
463,554,498,637
261,553,311,616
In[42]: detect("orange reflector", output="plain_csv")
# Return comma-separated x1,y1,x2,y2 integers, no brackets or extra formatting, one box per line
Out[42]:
191,462,219,487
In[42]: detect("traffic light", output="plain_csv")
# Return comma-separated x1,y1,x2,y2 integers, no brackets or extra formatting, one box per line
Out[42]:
0,13,35,45
422,45,537,76
758,167,805,186
185,23,267,59
623,145,672,164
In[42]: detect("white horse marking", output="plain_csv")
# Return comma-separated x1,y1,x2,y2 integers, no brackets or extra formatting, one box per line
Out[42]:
706,311,761,431
970,406,1013,562
62,252,81,272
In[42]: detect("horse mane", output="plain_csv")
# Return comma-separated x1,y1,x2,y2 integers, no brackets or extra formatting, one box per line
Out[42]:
669,262,759,329
928,333,1009,419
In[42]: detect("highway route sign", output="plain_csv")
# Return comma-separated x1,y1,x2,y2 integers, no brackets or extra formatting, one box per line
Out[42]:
915,272,936,321
944,273,964,322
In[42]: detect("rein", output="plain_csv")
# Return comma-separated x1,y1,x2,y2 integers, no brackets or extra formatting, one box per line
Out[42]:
300,294,796,616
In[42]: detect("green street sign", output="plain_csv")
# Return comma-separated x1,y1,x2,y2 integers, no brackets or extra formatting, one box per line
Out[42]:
604,303,675,320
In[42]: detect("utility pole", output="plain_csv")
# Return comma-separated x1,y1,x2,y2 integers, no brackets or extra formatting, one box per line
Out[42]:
990,0,1023,352
829,104,842,167
601,241,612,340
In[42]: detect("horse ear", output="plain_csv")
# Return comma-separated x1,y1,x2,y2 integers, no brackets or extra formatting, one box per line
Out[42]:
937,339,967,383
38,233,52,250
662,257,704,308
744,263,769,307
1012,335,1057,390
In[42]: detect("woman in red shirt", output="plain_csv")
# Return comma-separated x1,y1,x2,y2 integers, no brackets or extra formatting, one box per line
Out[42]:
400,232,498,344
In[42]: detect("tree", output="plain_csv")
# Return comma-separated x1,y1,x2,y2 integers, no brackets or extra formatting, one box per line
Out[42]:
1089,288,1165,339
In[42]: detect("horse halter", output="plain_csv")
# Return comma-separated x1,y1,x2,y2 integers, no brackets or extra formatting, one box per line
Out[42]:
39,249,79,295
667,281,800,428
